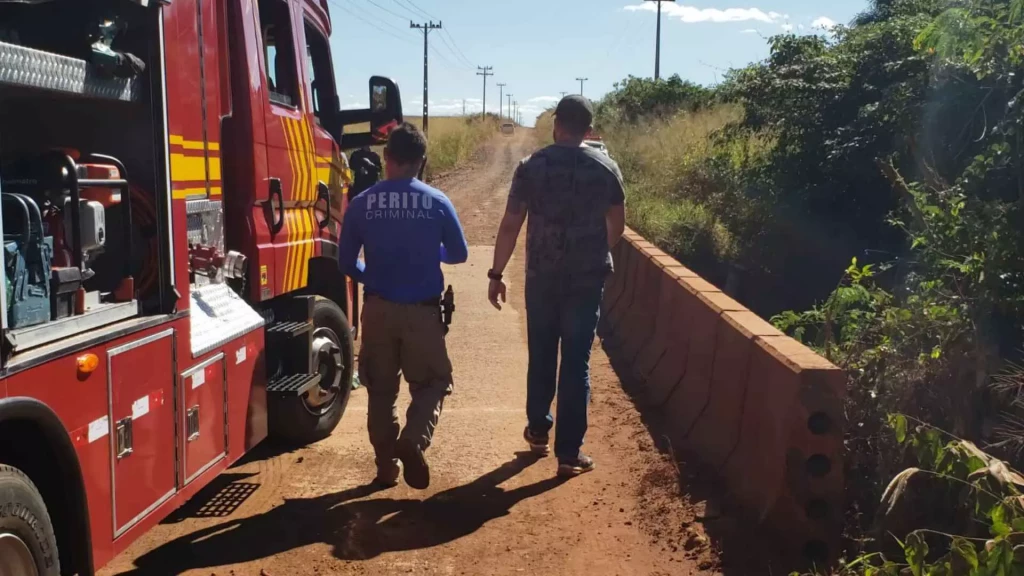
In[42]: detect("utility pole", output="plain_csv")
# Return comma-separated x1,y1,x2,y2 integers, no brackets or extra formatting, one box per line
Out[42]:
560,91,568,98
476,66,493,120
645,0,675,80
410,20,442,135
462,99,466,116
507,94,512,121
514,100,518,125
496,83,506,120
576,77,588,96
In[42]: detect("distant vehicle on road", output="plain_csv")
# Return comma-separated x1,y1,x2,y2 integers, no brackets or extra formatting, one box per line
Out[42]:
583,139,609,156
501,122,515,135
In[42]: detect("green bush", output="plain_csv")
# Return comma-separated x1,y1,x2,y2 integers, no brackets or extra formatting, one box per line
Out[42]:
594,0,1024,568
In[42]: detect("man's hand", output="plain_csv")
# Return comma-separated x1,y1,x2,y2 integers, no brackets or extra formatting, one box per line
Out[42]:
488,278,507,310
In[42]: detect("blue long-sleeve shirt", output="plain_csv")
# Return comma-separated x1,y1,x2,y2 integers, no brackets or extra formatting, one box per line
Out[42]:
338,178,469,304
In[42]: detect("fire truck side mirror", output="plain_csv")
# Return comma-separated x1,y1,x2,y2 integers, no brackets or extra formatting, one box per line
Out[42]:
337,76,403,150
368,76,403,143
267,177,284,234
315,181,330,230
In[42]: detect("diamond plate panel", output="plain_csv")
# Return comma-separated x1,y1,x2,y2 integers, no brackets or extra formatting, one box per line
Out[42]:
0,41,139,102
186,199,225,288
185,199,223,248
190,283,265,357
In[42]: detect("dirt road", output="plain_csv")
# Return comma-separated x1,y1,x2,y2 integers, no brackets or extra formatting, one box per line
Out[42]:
100,130,716,576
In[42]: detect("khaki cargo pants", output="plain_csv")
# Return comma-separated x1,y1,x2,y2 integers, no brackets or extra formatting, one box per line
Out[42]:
359,294,453,464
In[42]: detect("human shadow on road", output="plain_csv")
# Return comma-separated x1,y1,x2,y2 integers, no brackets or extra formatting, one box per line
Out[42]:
117,452,563,574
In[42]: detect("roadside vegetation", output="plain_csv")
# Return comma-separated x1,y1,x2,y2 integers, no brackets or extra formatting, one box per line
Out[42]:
350,114,500,179
412,114,500,178
581,0,1024,572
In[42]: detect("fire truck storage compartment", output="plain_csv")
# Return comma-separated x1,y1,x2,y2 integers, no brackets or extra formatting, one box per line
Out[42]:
179,353,228,487
0,0,167,353
108,329,176,538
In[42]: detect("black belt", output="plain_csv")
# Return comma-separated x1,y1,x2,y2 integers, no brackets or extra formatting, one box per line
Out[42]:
367,293,440,307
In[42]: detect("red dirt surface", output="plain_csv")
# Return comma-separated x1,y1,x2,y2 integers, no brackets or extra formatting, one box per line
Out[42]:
99,130,720,576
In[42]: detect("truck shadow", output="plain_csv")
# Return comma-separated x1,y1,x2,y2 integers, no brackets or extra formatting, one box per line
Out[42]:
116,452,564,574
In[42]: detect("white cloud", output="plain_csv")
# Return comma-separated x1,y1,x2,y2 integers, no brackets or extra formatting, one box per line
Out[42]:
529,96,560,103
340,102,366,110
740,28,758,34
781,23,794,31
624,3,784,24
798,23,806,30
812,16,837,29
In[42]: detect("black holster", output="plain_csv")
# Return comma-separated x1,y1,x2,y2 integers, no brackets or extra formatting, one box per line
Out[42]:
440,285,455,334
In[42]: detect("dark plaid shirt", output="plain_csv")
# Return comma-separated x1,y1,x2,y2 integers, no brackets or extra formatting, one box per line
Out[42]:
508,144,626,281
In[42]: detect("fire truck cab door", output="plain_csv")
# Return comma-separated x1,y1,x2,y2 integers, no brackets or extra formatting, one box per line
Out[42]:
300,14,344,253
255,0,316,296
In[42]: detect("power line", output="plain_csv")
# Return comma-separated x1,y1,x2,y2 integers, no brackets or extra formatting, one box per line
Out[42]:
411,20,443,135
365,0,409,20
329,0,415,46
440,29,475,68
576,77,588,96
339,0,410,36
361,0,471,69
476,66,493,119
344,0,462,73
429,43,469,72
396,0,434,20
645,0,676,80
437,30,474,69
386,0,420,19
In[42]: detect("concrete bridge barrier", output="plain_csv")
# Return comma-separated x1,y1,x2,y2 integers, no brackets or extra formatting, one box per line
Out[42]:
601,228,846,566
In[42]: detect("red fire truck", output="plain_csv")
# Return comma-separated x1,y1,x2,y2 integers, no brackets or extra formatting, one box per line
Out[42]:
0,0,401,573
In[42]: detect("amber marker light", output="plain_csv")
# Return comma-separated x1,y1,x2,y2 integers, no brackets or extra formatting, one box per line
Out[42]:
77,353,99,375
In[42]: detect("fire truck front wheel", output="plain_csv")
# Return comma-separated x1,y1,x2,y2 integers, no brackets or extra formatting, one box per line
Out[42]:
269,297,354,444
0,465,60,576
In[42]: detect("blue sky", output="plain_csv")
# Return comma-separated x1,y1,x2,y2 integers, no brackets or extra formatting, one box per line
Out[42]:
328,0,869,126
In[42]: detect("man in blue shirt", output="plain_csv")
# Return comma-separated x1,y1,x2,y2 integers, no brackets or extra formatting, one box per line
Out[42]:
338,122,468,490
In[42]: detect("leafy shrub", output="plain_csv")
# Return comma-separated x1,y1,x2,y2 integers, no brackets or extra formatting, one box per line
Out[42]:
823,417,1024,575
594,74,714,124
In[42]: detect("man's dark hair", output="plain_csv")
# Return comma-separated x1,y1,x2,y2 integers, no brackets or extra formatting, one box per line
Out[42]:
385,122,427,165
554,95,594,137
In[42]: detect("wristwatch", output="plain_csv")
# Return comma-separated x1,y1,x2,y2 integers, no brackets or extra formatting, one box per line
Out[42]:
487,269,503,281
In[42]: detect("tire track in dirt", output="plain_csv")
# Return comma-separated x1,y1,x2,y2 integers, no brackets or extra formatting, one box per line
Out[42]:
100,130,717,576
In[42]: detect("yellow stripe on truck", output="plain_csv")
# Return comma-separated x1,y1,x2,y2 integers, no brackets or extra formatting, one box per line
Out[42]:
170,153,207,182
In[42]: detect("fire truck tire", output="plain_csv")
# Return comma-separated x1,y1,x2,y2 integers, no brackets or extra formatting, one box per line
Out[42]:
269,297,354,444
0,465,60,576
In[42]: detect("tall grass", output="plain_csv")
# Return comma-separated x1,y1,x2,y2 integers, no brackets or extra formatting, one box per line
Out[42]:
344,115,499,179
602,105,750,263
540,105,769,271
413,116,498,178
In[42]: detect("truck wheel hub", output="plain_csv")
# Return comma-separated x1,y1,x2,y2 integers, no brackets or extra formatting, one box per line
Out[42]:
304,327,343,413
0,533,38,576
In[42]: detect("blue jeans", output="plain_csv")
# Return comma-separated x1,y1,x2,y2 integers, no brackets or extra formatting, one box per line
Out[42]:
525,275,605,461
